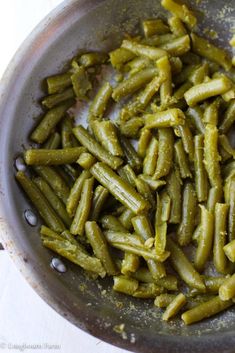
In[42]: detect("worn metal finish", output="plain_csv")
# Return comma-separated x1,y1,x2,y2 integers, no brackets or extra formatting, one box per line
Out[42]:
0,0,234,352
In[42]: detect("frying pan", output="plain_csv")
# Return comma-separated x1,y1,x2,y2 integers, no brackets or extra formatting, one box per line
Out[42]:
0,0,234,352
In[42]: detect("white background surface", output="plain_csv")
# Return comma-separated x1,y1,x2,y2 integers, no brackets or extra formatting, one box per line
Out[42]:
0,1,129,352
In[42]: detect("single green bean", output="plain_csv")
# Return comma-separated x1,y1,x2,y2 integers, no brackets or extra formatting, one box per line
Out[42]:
219,100,235,134
194,205,214,272
135,178,155,207
16,171,65,233
157,55,173,107
133,283,164,299
177,182,197,246
119,136,142,172
224,240,235,262
203,276,229,293
186,106,205,134
166,168,182,224
203,98,220,125
46,72,71,94
30,100,74,144
143,137,158,176
119,208,135,231
168,16,186,36
174,140,192,179
109,47,135,70
85,221,117,275
24,147,85,166
194,135,209,202
160,35,190,56
137,129,152,158
77,152,96,170
71,65,91,99
142,19,170,37
120,117,144,138
162,293,186,321
138,174,166,190
161,0,197,28
42,87,75,109
145,108,185,129
121,252,140,275
207,185,223,212
191,33,232,71
219,274,235,301
90,185,109,221
213,203,229,274
89,82,113,119
167,238,205,292
174,122,194,161
132,214,153,242
73,125,123,170
70,177,94,236
43,132,61,149
204,124,222,187
174,81,192,101
153,128,174,180
101,215,127,232
155,293,177,308
78,52,108,67
184,77,232,107
61,116,79,148
182,296,233,325
219,135,235,159
121,39,167,60
113,275,139,295
90,162,150,214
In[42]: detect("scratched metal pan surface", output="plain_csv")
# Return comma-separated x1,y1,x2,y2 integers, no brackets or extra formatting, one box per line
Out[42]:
0,0,234,352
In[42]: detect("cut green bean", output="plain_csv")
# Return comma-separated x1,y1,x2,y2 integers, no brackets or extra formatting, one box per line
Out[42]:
31,100,74,144
91,162,150,214
78,52,108,67
224,240,235,262
113,275,139,295
219,135,235,159
168,16,186,37
119,208,135,231
42,87,75,109
43,132,61,150
121,253,140,275
219,274,235,301
118,165,136,187
155,293,177,308
194,205,214,272
204,124,222,187
177,182,197,246
34,165,70,205
120,117,144,138
137,129,152,158
16,171,65,233
73,125,123,169
194,135,208,202
24,147,85,166
112,67,157,101
213,203,229,274
70,177,94,236
71,65,91,99
145,108,185,128
174,140,192,179
157,56,173,107
121,39,167,61
191,33,232,71
203,98,220,126
143,137,158,176
153,128,174,180
119,136,142,172
85,221,117,275
46,72,71,94
133,283,164,298
101,215,127,232
61,116,79,149
161,0,197,28
182,296,232,324
186,106,205,134
162,293,186,321
184,77,232,107
207,185,223,212
135,178,155,207
33,177,71,228
89,82,112,119
174,122,194,161
77,152,96,169
90,185,109,221
142,19,170,37
203,276,229,293
166,168,182,224
167,238,205,291
160,35,190,57
109,47,135,70
219,100,235,134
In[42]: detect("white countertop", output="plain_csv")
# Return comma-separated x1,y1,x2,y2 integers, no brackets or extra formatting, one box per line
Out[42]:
0,1,129,352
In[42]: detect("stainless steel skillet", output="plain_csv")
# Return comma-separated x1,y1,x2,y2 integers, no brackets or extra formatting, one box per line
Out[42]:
0,0,234,352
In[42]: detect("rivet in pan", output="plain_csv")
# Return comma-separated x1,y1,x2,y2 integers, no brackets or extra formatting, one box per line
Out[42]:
15,156,26,171
24,209,38,226
50,257,67,273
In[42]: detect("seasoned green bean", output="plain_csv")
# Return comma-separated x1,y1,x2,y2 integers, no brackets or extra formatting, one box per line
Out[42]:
137,129,152,158
121,39,167,60
121,253,140,275
167,238,205,291
46,72,71,94
145,108,185,129
113,275,139,295
77,152,96,169
131,215,153,242
89,82,112,119
85,221,117,275
133,268,177,290
184,77,232,107
219,100,235,134
70,177,94,235
168,16,186,37
174,140,192,179
153,128,174,180
175,123,194,162
186,106,205,134
166,168,182,224
132,283,164,298
119,136,142,172
194,206,214,272
194,135,208,202
61,116,79,148
43,132,61,150
34,165,70,205
219,274,235,301
224,240,235,262
228,177,235,242
112,67,157,101
34,177,71,228
73,125,123,169
203,98,220,126
213,203,229,274
16,171,65,233
101,215,127,232
78,52,108,67
71,65,91,99
135,178,155,207
174,81,192,101
207,185,223,213
204,124,222,187
142,19,170,37
161,0,197,28
203,276,229,293
155,293,177,308
118,165,136,187
31,100,74,144
191,33,232,71
177,182,197,246
24,147,85,166
143,137,158,176
182,296,232,324
219,135,235,159
42,87,75,109
119,208,135,231
157,56,173,107
120,117,144,138
89,185,109,221
162,293,186,321
160,35,190,57
91,162,150,214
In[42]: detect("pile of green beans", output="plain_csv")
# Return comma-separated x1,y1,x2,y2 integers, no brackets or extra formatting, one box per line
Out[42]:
16,0,235,325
